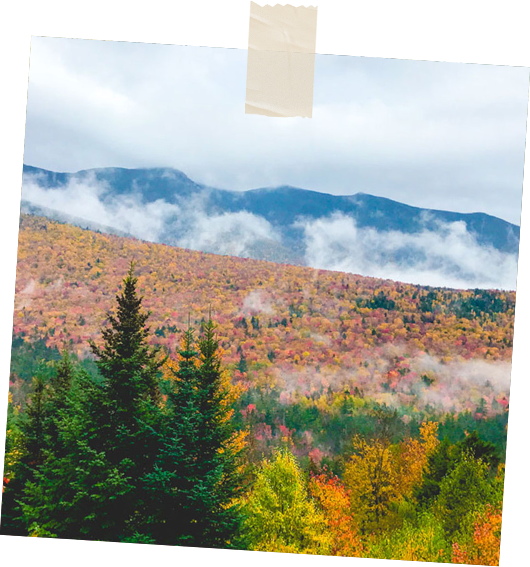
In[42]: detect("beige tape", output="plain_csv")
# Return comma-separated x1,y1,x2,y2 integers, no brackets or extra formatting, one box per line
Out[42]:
245,3,318,118
245,49,316,117
245,0,318,53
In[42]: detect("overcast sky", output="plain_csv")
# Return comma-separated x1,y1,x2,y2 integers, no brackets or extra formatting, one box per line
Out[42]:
23,36,529,225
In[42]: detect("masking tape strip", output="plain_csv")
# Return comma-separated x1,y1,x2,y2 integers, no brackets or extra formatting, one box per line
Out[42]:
245,3,318,118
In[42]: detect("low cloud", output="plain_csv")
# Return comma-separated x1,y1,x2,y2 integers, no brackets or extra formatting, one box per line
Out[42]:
296,213,518,289
22,173,281,260
274,352,511,415
22,176,518,290
241,290,275,316
177,210,280,258
23,172,180,242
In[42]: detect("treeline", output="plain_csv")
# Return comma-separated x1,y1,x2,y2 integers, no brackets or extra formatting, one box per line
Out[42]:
233,388,509,475
2,265,505,564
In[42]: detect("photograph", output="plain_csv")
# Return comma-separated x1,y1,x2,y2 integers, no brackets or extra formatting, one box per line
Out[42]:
1,34,528,565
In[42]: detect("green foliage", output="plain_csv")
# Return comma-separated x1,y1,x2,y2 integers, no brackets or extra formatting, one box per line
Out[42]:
414,430,501,512
146,319,243,546
435,453,493,537
459,430,500,470
239,449,331,554
413,438,460,508
454,289,515,318
89,262,164,408
3,266,244,546
8,267,169,565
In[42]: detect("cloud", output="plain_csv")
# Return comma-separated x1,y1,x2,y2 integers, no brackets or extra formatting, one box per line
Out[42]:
241,290,275,316
23,172,180,242
296,212,518,289
22,173,281,261
273,351,511,415
23,38,528,225
22,172,518,289
177,209,281,258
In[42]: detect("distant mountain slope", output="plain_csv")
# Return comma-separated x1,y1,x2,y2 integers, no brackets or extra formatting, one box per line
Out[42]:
20,200,133,238
22,164,519,254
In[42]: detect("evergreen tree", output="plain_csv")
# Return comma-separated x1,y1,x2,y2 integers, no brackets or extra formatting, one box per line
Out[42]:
237,351,248,374
414,432,500,509
45,352,75,455
90,262,163,411
144,319,244,547
1,396,23,534
22,375,48,471
413,439,458,508
459,431,500,470
20,264,164,541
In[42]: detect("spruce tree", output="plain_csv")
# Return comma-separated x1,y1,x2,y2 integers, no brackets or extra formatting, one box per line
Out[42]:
145,318,244,547
0,373,48,535
194,318,244,546
1,398,22,535
22,375,48,470
20,265,164,541
86,261,164,540
90,262,163,412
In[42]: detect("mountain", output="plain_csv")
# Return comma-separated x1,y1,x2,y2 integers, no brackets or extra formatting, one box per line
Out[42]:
20,200,134,238
9,160,530,272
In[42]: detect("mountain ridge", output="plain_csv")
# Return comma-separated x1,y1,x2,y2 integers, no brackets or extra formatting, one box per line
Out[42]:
8,160,530,272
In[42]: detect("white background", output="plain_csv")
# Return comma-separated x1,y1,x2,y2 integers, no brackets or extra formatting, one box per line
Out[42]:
0,0,530,35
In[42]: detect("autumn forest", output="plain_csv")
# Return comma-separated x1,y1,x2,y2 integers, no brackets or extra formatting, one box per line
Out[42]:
1,215,512,564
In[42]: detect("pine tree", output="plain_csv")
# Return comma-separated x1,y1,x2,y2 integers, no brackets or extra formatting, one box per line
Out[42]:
22,375,48,471
20,264,164,541
145,318,245,547
1,397,22,534
90,261,163,412
1,353,75,536
45,352,75,455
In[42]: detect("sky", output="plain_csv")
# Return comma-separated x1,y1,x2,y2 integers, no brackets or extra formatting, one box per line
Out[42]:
3,36,530,290
23,36,530,225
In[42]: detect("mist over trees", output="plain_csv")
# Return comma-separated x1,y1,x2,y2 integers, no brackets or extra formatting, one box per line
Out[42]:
2,261,507,563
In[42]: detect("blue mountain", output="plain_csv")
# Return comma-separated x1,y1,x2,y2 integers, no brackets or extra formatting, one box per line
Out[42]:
22,165,520,258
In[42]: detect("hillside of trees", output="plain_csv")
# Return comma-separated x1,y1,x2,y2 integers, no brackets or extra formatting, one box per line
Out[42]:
2,215,512,563
9,216,513,459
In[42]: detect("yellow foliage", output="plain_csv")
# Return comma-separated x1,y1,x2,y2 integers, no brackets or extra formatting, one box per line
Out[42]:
344,421,439,534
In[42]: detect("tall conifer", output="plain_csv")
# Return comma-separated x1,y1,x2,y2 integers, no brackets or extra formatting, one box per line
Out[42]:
146,318,244,547
19,265,164,541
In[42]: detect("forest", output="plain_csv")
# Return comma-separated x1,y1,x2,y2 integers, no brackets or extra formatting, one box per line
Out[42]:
1,215,512,564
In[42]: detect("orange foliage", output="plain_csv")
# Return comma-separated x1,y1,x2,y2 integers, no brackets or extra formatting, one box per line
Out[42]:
309,472,364,557
452,505,502,566
11,215,514,417
395,421,439,497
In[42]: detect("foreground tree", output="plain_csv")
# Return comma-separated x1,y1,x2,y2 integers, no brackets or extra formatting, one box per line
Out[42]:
435,453,493,537
309,471,364,557
451,504,502,566
144,319,246,547
240,449,331,554
344,421,438,534
16,264,165,541
0,390,22,565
